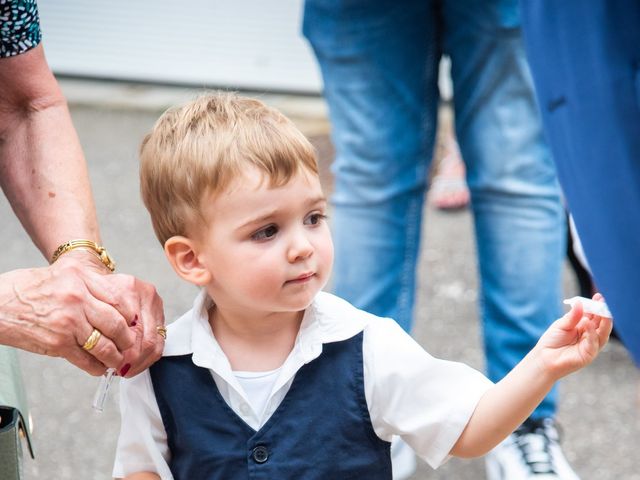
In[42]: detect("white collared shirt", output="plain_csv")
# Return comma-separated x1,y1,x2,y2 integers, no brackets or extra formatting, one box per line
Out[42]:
113,290,492,479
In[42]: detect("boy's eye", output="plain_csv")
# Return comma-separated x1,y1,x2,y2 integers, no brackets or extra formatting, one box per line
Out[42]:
251,225,278,241
304,213,327,226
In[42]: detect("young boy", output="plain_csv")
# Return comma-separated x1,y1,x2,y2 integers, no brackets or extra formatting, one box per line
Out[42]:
113,93,611,480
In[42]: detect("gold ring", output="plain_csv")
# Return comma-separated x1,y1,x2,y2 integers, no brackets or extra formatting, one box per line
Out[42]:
82,328,102,351
156,326,167,339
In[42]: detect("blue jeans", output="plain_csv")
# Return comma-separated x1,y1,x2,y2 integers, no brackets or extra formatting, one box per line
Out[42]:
304,0,565,418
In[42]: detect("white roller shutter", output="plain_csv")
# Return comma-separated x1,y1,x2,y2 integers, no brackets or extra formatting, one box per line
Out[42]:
37,0,322,93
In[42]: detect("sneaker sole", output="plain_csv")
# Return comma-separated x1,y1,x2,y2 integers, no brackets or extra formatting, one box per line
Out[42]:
485,456,505,480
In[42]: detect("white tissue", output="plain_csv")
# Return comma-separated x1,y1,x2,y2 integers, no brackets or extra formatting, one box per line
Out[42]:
563,296,612,318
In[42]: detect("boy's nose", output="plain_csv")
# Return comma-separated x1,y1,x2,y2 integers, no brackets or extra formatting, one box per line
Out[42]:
287,231,314,263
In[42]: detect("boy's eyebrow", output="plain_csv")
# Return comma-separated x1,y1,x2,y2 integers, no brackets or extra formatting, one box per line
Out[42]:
239,195,327,229
303,195,327,206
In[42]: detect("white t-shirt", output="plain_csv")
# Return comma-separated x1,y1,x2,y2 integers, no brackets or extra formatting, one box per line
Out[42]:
233,367,282,419
113,290,493,479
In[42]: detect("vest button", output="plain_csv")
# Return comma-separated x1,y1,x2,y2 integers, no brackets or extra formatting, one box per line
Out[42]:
252,445,269,464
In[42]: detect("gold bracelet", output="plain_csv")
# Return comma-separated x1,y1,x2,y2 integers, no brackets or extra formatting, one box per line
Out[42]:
51,239,116,272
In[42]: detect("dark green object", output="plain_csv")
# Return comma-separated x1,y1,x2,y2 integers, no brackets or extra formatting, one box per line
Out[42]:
0,346,34,480
0,406,27,479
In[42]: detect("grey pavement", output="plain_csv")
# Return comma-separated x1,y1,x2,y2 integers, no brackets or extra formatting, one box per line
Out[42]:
1,79,638,480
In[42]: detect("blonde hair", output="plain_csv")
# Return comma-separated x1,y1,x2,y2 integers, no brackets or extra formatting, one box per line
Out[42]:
140,92,319,245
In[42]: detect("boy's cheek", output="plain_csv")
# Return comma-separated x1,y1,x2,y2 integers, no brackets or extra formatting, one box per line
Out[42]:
321,233,335,264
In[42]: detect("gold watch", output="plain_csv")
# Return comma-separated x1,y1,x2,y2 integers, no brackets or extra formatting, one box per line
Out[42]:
51,239,116,272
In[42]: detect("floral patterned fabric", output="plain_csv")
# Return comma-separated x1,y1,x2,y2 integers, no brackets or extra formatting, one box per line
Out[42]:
0,0,41,57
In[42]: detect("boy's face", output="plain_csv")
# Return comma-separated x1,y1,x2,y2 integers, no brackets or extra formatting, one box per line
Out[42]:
195,167,333,316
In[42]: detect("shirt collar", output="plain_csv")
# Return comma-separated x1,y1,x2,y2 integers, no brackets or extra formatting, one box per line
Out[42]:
162,289,368,366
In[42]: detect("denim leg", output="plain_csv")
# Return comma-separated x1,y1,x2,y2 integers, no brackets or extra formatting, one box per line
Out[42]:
444,0,565,418
303,0,440,332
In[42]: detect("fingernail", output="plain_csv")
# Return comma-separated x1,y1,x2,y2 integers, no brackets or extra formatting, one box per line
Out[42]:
119,364,131,377
131,321,137,327
131,314,139,327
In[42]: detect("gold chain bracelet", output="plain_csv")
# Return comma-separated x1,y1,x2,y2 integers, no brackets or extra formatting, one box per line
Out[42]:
51,239,116,272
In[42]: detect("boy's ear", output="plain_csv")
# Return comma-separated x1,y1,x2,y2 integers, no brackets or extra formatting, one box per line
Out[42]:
164,236,212,286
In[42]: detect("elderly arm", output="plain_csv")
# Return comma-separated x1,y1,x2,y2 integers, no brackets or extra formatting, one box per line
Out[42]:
0,45,99,258
0,45,164,376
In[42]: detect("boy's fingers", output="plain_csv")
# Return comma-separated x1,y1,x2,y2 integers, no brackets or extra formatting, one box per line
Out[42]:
576,315,593,336
596,318,613,349
592,292,604,302
578,317,600,358
559,301,583,330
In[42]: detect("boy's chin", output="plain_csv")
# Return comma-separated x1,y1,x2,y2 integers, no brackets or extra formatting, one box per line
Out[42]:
278,292,320,312
285,298,316,312
273,280,325,311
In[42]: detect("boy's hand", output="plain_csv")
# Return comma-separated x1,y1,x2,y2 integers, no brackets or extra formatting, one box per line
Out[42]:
535,293,613,379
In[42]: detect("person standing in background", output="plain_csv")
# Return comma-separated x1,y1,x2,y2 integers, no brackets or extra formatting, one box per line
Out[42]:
0,0,165,424
303,1,578,479
521,0,640,366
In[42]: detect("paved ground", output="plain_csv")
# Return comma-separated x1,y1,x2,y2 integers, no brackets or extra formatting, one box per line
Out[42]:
1,80,638,479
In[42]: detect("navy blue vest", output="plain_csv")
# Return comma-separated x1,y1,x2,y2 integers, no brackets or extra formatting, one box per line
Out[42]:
149,332,392,479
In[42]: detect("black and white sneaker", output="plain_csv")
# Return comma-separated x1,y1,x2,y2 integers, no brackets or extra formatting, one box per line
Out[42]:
485,418,580,480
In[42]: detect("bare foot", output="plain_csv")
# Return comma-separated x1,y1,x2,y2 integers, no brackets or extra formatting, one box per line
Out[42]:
429,138,470,210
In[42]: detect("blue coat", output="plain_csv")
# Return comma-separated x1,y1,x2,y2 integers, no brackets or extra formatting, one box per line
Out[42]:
521,0,640,365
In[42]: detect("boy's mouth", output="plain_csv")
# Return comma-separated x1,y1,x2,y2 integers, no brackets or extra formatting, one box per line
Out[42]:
286,272,315,284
